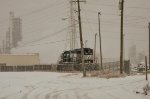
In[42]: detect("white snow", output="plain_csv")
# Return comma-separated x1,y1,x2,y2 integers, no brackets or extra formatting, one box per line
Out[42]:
0,72,149,99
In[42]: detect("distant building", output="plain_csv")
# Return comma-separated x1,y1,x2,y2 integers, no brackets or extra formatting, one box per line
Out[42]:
9,12,22,48
128,45,137,64
5,30,11,54
0,53,40,66
12,17,22,47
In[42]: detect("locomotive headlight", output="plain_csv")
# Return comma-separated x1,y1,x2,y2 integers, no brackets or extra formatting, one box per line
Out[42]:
87,55,91,59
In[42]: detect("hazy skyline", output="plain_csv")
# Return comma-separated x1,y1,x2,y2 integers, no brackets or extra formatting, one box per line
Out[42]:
0,0,149,63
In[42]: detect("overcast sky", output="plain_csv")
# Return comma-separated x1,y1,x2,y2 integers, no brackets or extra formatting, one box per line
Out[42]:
0,0,149,63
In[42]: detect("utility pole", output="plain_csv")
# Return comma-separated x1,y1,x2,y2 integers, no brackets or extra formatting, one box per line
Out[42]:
94,33,97,63
119,0,124,74
77,0,86,77
145,56,148,81
98,12,103,70
85,40,87,48
148,22,150,69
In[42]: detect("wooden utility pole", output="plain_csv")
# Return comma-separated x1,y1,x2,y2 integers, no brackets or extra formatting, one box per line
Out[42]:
145,56,148,81
94,33,97,63
77,0,86,77
98,12,103,70
148,22,150,69
119,0,124,74
85,40,87,48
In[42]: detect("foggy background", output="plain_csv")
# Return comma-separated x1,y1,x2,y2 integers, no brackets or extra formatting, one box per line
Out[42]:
0,0,149,64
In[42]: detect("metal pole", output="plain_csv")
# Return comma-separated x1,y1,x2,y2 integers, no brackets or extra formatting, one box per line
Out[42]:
120,0,124,74
85,40,87,48
98,12,103,70
145,56,148,81
77,0,86,77
149,22,150,70
94,33,97,63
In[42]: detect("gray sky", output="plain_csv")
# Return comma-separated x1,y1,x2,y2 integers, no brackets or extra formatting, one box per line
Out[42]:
0,0,149,63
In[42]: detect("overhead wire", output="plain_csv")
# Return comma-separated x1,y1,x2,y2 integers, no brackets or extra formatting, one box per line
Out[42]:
20,27,68,46
19,0,65,18
18,32,148,48
0,0,69,46
1,0,149,49
101,35,148,42
19,1,69,41
0,0,64,25
82,8,150,20
21,3,69,29
86,1,150,10
18,36,80,48
19,23,79,47
82,20,147,29
82,7,95,36
22,11,69,36
19,39,68,48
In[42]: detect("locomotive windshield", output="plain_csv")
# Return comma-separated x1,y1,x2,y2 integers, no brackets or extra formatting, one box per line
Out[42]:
84,48,93,55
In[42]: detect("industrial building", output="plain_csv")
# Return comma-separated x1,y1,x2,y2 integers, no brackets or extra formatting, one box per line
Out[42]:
0,53,40,66
1,12,22,54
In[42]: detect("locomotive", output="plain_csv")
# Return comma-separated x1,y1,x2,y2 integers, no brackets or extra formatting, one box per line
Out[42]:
57,48,98,71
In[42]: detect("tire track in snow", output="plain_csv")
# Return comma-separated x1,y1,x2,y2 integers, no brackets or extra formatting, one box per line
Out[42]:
44,88,81,99
34,88,52,99
20,76,146,99
44,87,98,99
45,94,50,99
45,90,62,99
75,91,82,99
65,94,70,99
22,86,36,99
52,93,60,99
0,97,7,99
105,92,120,99
45,88,83,99
22,89,35,99
83,94,92,99
0,91,21,99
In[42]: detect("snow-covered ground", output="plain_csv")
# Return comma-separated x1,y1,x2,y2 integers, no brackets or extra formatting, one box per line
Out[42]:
0,72,149,99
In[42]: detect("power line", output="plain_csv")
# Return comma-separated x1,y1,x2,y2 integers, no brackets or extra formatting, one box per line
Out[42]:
19,24,78,47
19,39,68,48
82,20,147,28
82,26,148,35
86,1,150,10
18,33,148,49
0,0,66,25
20,11,69,39
20,28,67,46
22,5,69,26
101,35,148,42
19,37,80,48
19,0,66,17
22,11,69,35
82,8,150,19
0,1,69,43
22,4,68,22
82,8,95,36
